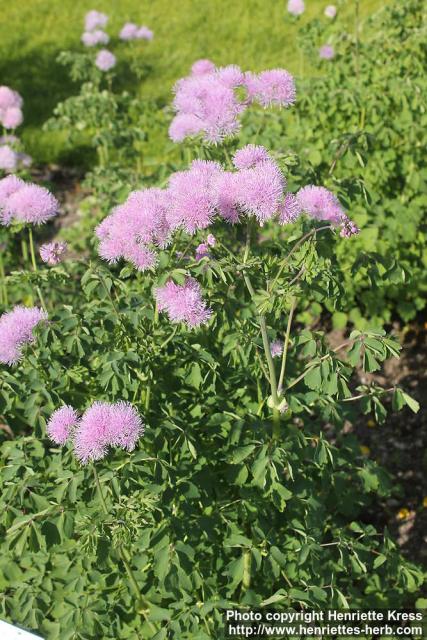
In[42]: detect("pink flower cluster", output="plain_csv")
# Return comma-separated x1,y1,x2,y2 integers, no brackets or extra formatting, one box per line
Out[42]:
96,187,170,271
39,241,67,265
319,44,335,60
0,136,31,173
0,176,59,225
82,10,109,47
0,86,24,130
287,0,305,16
47,400,144,464
155,277,212,328
0,306,47,365
296,186,359,237
119,22,154,41
95,49,116,71
169,61,296,143
96,145,358,272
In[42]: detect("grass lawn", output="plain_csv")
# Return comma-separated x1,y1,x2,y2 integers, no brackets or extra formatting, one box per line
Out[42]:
0,0,389,163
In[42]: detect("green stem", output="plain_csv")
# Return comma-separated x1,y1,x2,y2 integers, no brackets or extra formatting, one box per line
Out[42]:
278,297,297,393
0,250,7,306
28,228,47,311
92,466,155,630
243,273,279,409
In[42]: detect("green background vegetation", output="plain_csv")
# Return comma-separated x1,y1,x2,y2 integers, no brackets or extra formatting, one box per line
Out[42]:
0,0,385,162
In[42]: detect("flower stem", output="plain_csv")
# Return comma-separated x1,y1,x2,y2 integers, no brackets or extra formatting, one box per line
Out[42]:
0,250,7,306
28,228,47,311
92,466,155,630
278,297,296,393
243,272,280,414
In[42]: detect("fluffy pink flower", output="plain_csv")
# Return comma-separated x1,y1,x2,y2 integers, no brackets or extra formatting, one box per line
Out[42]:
0,86,23,111
296,185,343,223
287,0,305,16
96,187,170,271
233,144,271,170
297,185,359,236
0,145,18,172
136,26,154,40
0,175,25,212
74,401,143,464
2,183,59,225
0,306,47,365
170,70,245,143
319,44,335,60
234,158,285,224
119,22,139,40
81,30,109,46
47,405,79,445
325,5,337,18
85,10,108,31
270,339,284,358
195,243,210,261
166,160,222,233
2,107,23,130
39,241,67,265
247,69,296,108
278,192,301,224
191,59,216,76
211,171,241,223
168,113,204,142
95,49,116,72
156,277,212,328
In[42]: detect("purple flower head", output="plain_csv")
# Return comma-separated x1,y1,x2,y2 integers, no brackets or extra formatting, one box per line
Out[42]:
168,113,205,143
195,242,210,261
166,160,222,234
270,339,284,358
0,175,25,213
85,10,108,31
170,70,245,143
107,401,145,450
215,65,245,89
191,59,216,76
297,185,359,237
156,277,212,328
319,44,335,60
74,401,143,464
206,233,216,247
81,30,109,47
287,0,305,16
296,185,343,224
325,5,337,18
233,144,271,170
119,22,139,40
340,216,360,238
39,241,67,266
2,183,59,225
136,26,154,40
0,306,47,365
211,170,241,224
97,187,171,271
248,69,296,108
95,49,116,72
2,107,23,130
47,405,79,445
0,145,18,172
278,192,301,224
0,86,23,111
234,158,285,224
